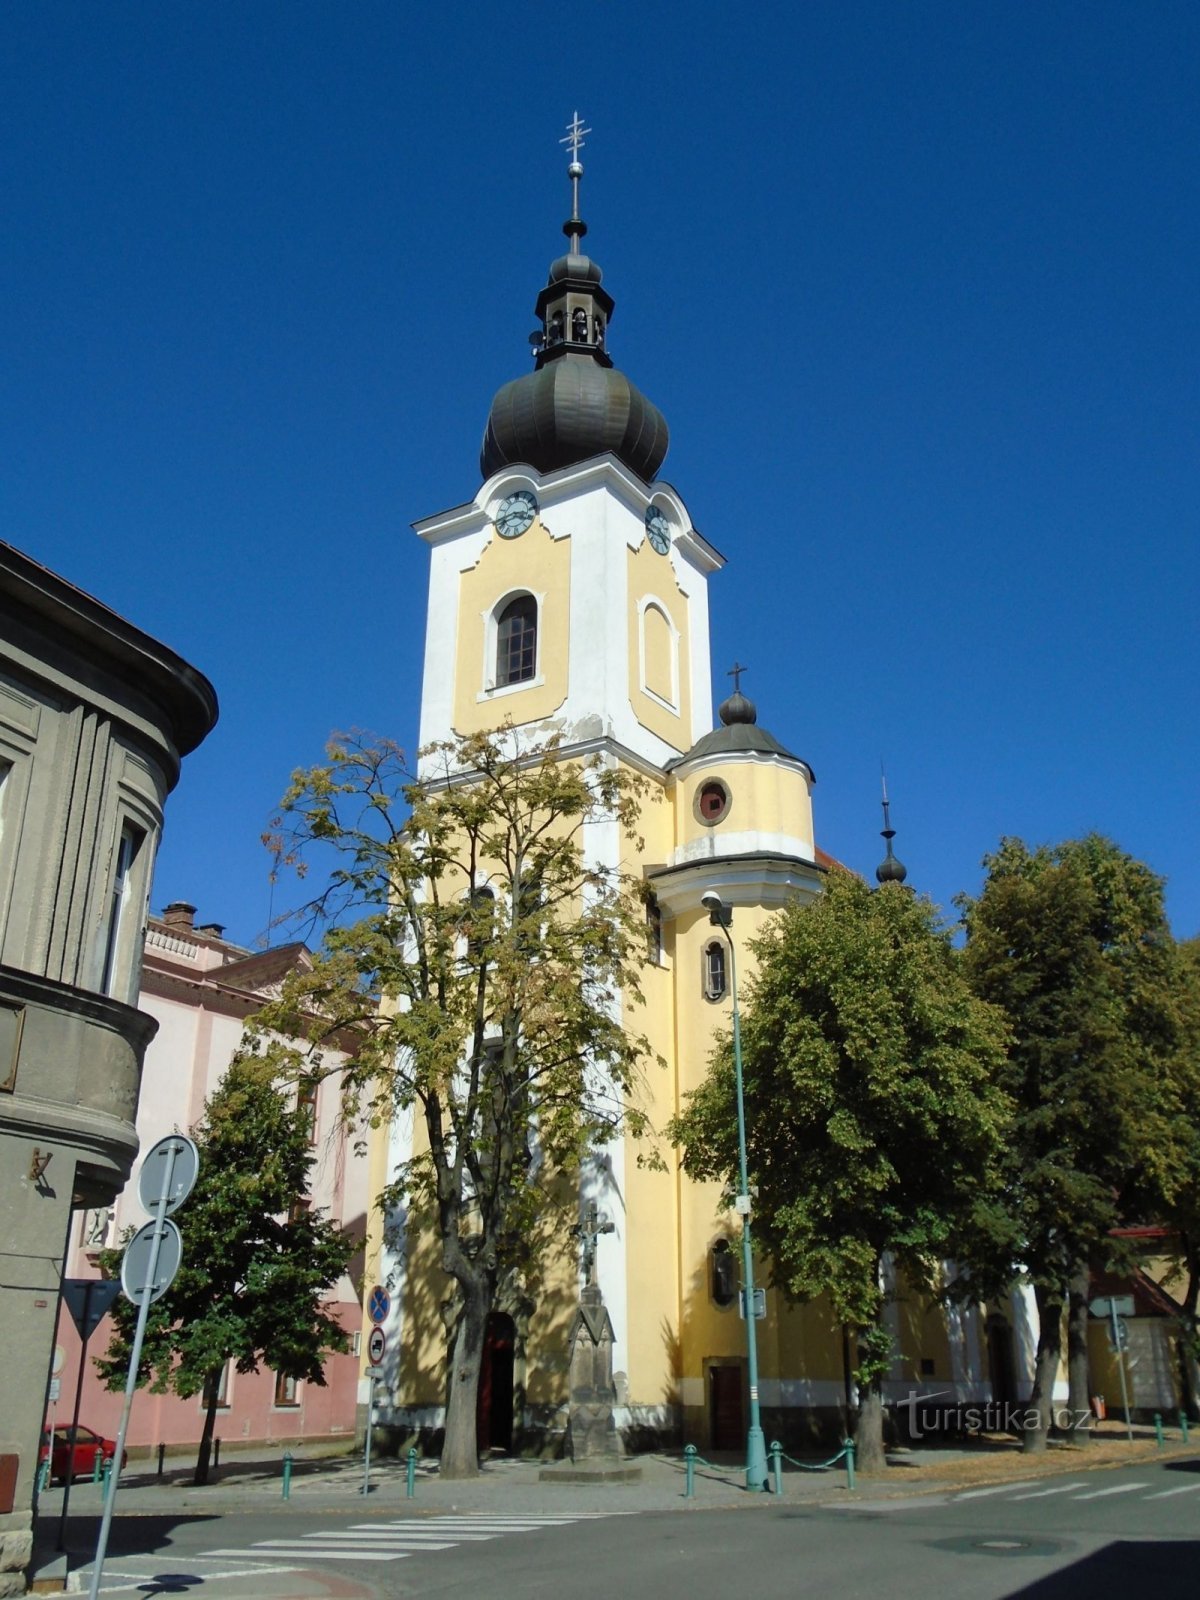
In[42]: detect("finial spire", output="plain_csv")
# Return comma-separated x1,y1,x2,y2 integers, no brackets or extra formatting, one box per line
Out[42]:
718,662,757,726
560,111,591,228
875,767,908,886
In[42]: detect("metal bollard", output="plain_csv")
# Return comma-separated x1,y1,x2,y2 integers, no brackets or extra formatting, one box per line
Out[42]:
770,1441,783,1497
157,1443,166,1481
36,1458,50,1494
684,1443,696,1499
1181,1411,1190,1445
92,1452,102,1484
214,1438,221,1470
843,1437,856,1492
1154,1412,1164,1449
282,1450,293,1500
102,1458,112,1492
405,1447,418,1499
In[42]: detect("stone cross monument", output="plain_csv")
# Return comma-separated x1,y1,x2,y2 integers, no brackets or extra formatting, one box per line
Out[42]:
540,1200,641,1482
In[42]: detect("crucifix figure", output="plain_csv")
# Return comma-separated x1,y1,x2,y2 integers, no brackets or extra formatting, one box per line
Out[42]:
573,1200,614,1288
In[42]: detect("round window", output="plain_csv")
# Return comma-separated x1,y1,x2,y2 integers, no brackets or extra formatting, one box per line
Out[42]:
697,780,730,825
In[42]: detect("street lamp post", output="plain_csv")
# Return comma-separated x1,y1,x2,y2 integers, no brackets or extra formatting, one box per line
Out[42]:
702,891,769,1492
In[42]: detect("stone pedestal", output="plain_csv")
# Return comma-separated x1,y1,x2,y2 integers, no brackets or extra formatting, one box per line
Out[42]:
540,1282,642,1484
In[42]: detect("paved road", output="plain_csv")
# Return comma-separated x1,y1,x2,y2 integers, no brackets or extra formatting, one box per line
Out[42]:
53,1455,1200,1599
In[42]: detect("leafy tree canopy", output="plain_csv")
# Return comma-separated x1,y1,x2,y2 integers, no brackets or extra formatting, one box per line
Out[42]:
98,1052,353,1482
670,870,1011,1466
252,729,657,1477
957,833,1182,1448
959,834,1179,1289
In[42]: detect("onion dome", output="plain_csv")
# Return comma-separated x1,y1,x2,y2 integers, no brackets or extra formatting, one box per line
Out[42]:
480,120,669,484
875,776,908,885
668,665,814,776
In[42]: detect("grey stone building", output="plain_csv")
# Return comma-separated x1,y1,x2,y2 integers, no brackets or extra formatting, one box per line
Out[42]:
0,542,216,1594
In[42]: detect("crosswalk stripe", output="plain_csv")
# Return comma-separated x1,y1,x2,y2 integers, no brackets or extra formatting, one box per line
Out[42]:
1144,1483,1200,1500
302,1531,493,1544
205,1507,630,1568
347,1527,498,1540
207,1547,415,1563
1011,1481,1087,1500
954,1481,1039,1500
1073,1481,1149,1500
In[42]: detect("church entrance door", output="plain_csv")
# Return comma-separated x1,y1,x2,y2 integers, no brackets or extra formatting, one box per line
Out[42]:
476,1312,515,1453
709,1364,744,1451
986,1315,1016,1411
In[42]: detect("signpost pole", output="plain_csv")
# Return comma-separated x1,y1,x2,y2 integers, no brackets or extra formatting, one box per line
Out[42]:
56,1281,93,1551
361,1377,374,1497
87,1141,179,1600
1110,1297,1134,1443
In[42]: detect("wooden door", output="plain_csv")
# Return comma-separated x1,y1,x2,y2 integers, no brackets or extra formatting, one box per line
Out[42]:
709,1365,744,1451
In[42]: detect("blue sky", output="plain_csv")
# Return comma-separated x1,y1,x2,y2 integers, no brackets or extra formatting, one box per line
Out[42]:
4,2,1197,944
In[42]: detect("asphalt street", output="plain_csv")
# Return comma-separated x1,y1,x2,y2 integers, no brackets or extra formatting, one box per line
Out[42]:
46,1454,1200,1600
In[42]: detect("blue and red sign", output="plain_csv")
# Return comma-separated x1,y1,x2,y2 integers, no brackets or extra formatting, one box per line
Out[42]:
367,1285,390,1324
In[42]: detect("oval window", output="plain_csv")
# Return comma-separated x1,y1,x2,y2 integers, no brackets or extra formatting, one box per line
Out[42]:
697,781,730,825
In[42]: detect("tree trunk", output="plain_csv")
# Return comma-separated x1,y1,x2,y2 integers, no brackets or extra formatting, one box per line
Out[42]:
193,1377,221,1485
854,1377,887,1475
1066,1266,1092,1444
1024,1283,1064,1454
1179,1251,1200,1424
440,1277,490,1479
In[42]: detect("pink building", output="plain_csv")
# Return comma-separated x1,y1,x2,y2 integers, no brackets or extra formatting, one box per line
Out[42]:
54,902,368,1459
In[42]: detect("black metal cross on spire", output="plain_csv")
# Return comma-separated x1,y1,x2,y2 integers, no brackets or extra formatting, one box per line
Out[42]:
728,661,747,693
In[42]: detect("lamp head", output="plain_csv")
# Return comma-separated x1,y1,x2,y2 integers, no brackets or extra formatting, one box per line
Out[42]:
701,890,732,928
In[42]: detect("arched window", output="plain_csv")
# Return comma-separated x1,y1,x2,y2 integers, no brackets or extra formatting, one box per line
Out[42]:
496,595,537,687
710,1239,737,1307
703,939,727,1002
466,886,495,961
646,894,664,964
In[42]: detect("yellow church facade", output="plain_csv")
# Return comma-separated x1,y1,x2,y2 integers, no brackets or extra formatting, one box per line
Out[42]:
362,144,1004,1455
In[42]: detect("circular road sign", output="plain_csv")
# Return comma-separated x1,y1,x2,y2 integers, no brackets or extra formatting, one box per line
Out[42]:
367,1326,386,1367
138,1134,200,1216
120,1219,183,1306
368,1286,390,1324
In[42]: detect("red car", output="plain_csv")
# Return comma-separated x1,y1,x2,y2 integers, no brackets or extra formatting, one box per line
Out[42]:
39,1425,125,1483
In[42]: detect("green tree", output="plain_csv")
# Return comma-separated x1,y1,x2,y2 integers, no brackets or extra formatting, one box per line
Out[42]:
98,1054,353,1484
669,870,1011,1472
253,729,655,1479
1139,936,1200,1420
958,835,1180,1451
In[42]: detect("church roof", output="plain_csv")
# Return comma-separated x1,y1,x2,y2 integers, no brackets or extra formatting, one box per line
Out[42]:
669,682,814,778
479,126,668,484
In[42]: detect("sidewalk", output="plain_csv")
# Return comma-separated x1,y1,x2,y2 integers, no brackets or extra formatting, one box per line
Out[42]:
39,1416,1193,1517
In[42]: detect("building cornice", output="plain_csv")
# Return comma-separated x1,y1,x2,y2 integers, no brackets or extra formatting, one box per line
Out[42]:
646,852,827,919
0,542,218,767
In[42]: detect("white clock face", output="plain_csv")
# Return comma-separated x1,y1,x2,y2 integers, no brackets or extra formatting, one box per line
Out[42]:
646,506,671,555
497,490,537,539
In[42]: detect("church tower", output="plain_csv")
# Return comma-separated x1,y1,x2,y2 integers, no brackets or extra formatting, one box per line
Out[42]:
415,117,718,774
373,121,863,1456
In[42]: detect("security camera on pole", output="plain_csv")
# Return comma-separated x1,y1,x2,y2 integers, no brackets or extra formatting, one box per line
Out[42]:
701,890,769,1493
87,1134,199,1600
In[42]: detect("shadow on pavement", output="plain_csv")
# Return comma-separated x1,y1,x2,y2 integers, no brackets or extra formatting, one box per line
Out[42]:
1003,1540,1200,1597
